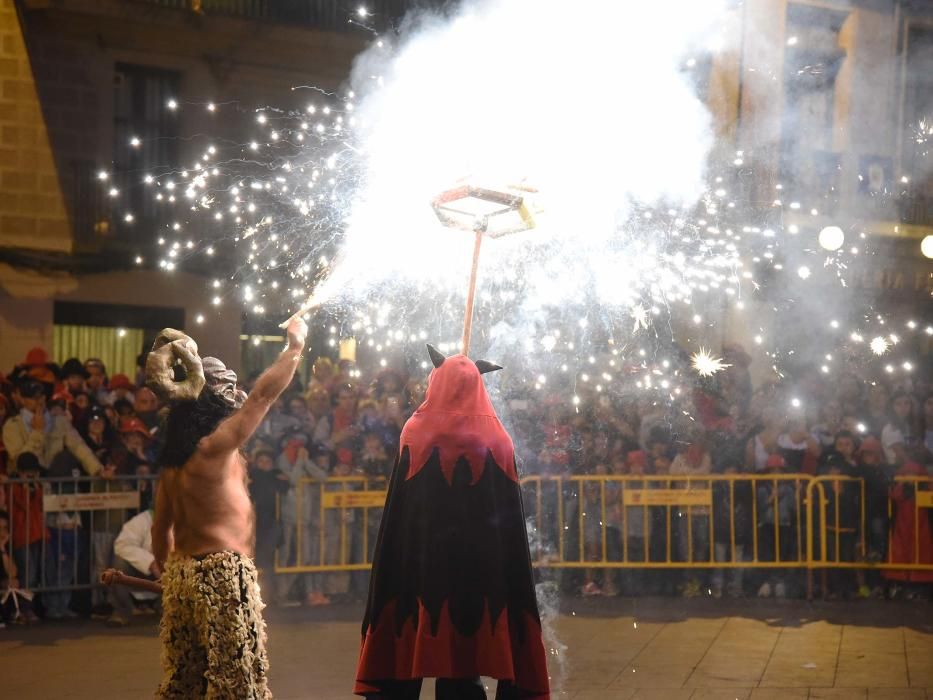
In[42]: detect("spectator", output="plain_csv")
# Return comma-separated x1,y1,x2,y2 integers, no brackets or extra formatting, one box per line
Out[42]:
746,407,784,471
107,374,135,407
80,405,117,464
83,358,108,404
811,399,844,453
12,347,58,399
884,453,933,599
819,454,861,599
323,448,362,597
854,436,890,571
307,356,336,396
3,379,103,476
581,463,611,597
248,448,290,603
670,433,712,597
107,498,160,625
324,385,360,452
277,438,330,607
286,395,315,434
621,451,649,594
0,508,37,625
87,452,124,615
113,399,135,420
113,417,155,472
865,383,891,436
256,395,302,444
882,392,918,467
8,453,45,620
60,358,88,397
358,431,392,481
756,453,800,598
778,414,821,474
711,463,751,598
132,388,160,432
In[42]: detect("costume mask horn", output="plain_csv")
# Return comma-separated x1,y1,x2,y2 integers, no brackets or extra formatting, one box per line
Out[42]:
474,359,503,374
145,329,206,402
426,344,446,369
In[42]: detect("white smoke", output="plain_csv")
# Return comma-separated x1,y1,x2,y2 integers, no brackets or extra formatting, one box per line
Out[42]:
316,0,725,304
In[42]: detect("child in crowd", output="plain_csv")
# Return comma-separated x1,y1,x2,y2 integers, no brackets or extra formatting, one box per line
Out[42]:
819,453,861,599
8,453,44,620
756,453,801,598
711,464,751,598
581,464,611,596
884,448,933,599
324,448,363,598
1,508,37,626
670,435,712,597
621,451,649,594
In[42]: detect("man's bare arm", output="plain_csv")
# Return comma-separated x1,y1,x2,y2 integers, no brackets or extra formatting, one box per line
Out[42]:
152,469,176,569
200,318,308,456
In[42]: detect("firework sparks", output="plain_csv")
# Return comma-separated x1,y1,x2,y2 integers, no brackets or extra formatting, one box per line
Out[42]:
870,336,889,356
691,348,732,377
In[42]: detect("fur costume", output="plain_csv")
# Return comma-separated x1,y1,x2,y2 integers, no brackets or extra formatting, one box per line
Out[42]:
158,552,270,700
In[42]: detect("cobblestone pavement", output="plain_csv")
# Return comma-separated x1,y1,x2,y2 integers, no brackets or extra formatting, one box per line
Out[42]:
1,598,932,699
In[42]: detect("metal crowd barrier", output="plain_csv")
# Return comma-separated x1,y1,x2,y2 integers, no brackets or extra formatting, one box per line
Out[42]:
272,473,933,579
3,472,929,595
274,475,388,573
0,474,159,594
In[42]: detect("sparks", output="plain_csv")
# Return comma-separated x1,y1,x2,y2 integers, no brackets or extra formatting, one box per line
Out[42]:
691,348,732,377
870,336,889,356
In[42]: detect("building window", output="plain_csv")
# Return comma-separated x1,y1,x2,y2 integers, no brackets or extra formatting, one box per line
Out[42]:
900,25,933,225
113,63,181,237
780,4,850,213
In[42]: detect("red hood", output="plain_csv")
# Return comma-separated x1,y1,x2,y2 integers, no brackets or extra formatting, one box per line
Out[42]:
400,354,516,484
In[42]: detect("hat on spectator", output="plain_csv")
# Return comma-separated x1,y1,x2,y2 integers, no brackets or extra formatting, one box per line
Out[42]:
85,358,106,372
14,378,45,398
51,389,74,404
278,425,310,447
87,404,108,422
16,451,43,474
119,416,152,439
109,373,134,391
857,436,883,457
24,347,50,367
61,358,89,379
765,453,785,469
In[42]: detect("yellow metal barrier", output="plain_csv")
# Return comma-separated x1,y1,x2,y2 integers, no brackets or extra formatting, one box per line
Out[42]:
273,473,933,577
274,476,387,573
520,475,810,569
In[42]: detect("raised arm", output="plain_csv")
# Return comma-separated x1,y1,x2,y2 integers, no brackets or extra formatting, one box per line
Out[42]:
200,318,308,456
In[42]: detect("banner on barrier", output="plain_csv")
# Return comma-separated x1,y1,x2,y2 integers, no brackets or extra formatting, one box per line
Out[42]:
622,489,712,507
44,491,141,513
322,491,387,509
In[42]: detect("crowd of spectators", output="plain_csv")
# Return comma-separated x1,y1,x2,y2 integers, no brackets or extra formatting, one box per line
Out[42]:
0,339,931,626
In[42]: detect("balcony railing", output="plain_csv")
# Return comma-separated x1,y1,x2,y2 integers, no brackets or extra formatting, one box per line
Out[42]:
134,0,436,31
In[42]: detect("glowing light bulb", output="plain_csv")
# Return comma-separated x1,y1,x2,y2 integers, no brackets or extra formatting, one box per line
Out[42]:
818,226,844,251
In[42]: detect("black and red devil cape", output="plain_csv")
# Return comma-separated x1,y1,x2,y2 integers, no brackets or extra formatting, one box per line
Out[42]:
354,352,550,698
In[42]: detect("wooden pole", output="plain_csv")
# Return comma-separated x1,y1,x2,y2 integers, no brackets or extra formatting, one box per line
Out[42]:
461,229,484,355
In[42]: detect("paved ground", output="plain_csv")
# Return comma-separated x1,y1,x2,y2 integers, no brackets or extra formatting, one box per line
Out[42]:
1,598,932,699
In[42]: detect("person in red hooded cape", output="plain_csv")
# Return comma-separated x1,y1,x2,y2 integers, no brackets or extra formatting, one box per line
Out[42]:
355,345,550,700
